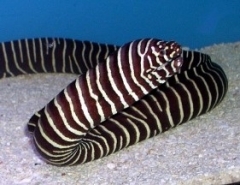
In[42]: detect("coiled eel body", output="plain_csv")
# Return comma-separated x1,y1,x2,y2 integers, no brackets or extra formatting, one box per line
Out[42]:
0,38,228,166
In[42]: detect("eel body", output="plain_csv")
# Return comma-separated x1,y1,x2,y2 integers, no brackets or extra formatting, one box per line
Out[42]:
0,38,228,166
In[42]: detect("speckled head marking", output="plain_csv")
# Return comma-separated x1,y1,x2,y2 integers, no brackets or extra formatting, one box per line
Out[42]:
132,39,183,88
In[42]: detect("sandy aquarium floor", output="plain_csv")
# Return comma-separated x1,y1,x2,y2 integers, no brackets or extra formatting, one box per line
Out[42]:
0,41,240,185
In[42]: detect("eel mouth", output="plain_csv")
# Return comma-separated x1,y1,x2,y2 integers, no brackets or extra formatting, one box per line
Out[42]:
150,53,183,84
156,54,183,74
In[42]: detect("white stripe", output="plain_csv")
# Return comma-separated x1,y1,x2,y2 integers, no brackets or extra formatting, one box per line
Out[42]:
122,106,150,142
143,55,158,87
95,43,101,63
50,38,57,72
46,101,80,142
139,39,157,89
89,42,94,67
33,135,66,158
39,39,47,72
194,67,212,112
142,98,162,133
185,71,203,116
83,134,105,158
62,89,89,134
157,89,175,127
109,118,130,148
188,51,194,70
87,68,106,122
81,43,89,69
88,141,95,162
68,144,86,165
137,42,158,88
62,39,67,72
98,124,118,154
117,46,139,101
1,43,14,76
38,109,79,148
210,60,226,103
149,94,163,112
130,106,147,119
18,40,24,64
25,39,37,73
79,143,88,164
75,75,95,128
96,64,118,117
68,56,74,73
202,61,219,108
72,40,82,74
104,44,110,59
11,41,27,74
151,62,171,84
175,75,194,122
32,39,37,63
167,83,184,125
126,118,141,144
61,150,79,165
106,55,128,107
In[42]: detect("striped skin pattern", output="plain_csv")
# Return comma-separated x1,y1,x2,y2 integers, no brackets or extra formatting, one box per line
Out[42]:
28,38,183,165
26,39,183,133
0,38,118,78
0,38,228,166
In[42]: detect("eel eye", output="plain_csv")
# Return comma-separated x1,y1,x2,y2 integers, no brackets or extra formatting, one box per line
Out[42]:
147,74,152,79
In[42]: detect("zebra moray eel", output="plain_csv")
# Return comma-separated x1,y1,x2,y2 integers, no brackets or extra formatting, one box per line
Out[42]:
0,38,228,166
